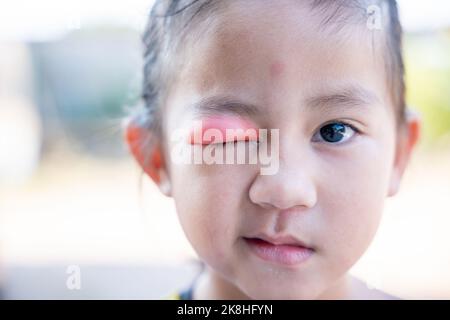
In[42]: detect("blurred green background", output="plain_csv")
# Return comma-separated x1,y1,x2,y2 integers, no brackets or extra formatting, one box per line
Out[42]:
405,30,450,145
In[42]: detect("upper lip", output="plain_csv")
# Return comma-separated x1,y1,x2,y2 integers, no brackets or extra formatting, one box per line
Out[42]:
245,233,312,249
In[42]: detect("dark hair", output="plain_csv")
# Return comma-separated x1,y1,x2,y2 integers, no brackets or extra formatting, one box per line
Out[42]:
138,0,405,138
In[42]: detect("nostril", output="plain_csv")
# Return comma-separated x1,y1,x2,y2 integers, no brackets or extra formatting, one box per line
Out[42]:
260,202,274,210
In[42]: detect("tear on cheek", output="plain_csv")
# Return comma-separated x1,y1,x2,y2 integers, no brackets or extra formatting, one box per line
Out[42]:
188,116,259,145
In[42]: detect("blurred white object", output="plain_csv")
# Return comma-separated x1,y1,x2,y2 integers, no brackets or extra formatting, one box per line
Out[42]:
0,43,42,185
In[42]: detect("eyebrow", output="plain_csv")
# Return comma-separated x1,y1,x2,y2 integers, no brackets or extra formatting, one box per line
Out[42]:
189,95,261,120
304,84,380,111
189,85,380,118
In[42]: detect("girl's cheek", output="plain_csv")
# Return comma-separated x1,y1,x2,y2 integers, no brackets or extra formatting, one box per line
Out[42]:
188,116,259,145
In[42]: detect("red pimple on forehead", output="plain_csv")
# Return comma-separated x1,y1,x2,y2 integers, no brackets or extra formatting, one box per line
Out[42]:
269,61,284,78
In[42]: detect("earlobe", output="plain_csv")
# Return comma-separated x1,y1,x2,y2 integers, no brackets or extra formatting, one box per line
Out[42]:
125,119,172,196
158,171,172,197
387,171,401,197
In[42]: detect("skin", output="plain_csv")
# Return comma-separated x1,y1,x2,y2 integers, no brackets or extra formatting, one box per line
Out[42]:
127,0,420,299
188,116,259,145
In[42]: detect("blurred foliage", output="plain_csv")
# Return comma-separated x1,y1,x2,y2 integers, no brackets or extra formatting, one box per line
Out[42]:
404,29,450,146
29,26,142,156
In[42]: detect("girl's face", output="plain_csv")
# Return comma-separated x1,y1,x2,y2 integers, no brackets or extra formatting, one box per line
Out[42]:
162,1,399,299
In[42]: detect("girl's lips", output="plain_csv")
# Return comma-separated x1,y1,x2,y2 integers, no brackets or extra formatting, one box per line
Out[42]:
243,237,314,266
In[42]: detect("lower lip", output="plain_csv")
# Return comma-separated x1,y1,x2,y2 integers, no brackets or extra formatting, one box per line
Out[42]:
243,237,314,266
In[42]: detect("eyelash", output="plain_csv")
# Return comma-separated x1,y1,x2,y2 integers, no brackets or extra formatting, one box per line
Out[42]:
202,120,360,146
218,139,259,147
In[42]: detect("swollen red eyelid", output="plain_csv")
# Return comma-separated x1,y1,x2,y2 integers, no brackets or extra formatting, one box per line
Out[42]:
188,116,259,145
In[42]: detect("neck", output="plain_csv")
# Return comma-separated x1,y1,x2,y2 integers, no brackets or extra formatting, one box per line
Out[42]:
193,266,251,300
193,267,362,300
315,274,353,300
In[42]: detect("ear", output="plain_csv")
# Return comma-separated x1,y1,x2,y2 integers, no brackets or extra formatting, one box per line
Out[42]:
125,118,172,197
387,109,421,197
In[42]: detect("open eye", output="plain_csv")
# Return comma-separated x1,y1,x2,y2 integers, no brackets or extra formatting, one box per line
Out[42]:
312,122,357,144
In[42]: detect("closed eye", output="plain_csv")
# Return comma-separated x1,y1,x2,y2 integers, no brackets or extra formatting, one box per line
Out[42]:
216,138,259,147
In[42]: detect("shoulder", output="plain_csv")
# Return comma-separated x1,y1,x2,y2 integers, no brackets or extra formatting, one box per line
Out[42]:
366,288,401,300
164,286,194,300
165,292,181,300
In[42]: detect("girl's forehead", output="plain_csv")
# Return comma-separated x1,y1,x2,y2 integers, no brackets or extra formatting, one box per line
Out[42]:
166,0,390,126
177,2,386,98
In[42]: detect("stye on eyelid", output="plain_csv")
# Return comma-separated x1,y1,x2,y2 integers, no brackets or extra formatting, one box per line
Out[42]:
188,116,259,145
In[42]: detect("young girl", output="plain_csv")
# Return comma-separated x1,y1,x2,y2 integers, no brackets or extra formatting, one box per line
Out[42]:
126,0,420,299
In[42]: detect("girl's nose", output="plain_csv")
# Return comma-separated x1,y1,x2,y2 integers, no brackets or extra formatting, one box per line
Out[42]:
248,153,317,211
